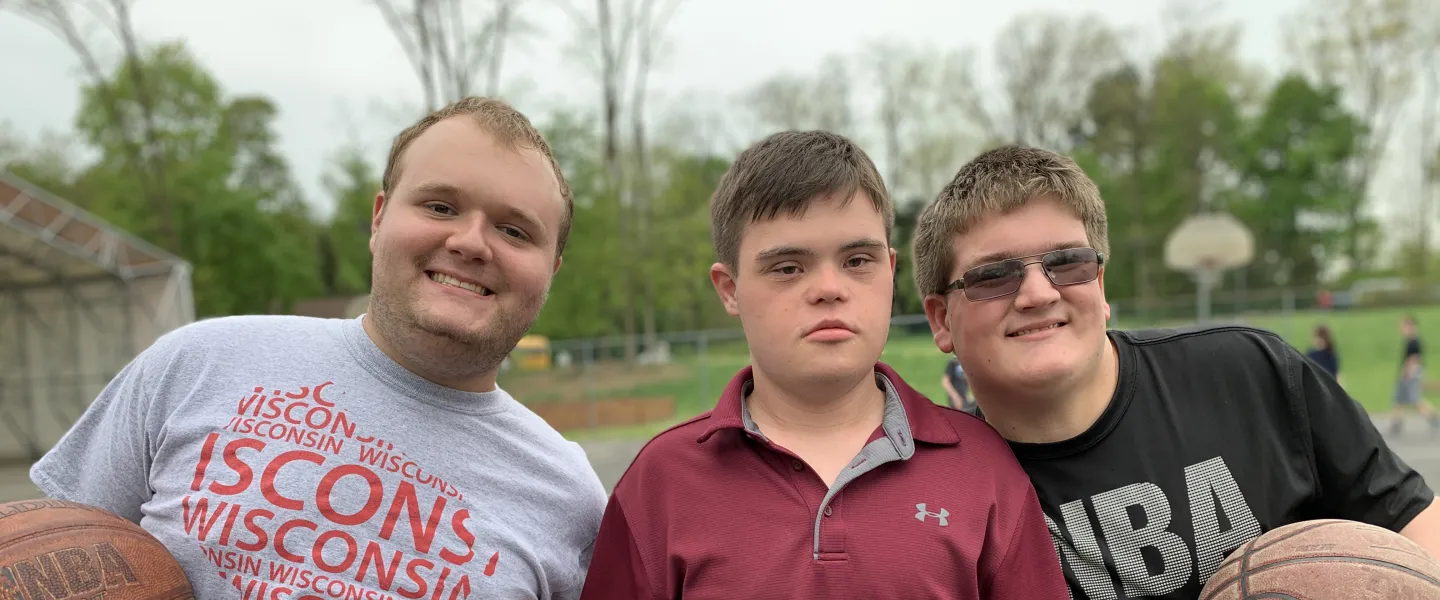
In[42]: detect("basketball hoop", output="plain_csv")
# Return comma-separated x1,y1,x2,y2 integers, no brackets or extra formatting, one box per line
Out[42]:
1164,212,1254,323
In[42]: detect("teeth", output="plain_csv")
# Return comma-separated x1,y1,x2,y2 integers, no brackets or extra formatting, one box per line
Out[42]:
1012,323,1062,337
430,272,491,296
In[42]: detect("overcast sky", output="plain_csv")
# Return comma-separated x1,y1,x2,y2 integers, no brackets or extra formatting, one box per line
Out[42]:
10,0,1426,230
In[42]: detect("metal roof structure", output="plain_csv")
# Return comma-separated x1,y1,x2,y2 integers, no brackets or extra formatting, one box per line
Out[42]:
0,170,194,460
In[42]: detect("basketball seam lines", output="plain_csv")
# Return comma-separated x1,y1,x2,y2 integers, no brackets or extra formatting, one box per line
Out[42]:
1205,521,1340,599
1201,521,1440,598
1237,555,1440,587
0,517,172,555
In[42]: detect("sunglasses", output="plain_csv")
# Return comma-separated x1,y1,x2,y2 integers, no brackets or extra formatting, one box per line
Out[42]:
944,247,1105,302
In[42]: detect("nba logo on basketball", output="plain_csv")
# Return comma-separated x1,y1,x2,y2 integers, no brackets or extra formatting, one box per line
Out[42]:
0,543,141,600
0,499,195,600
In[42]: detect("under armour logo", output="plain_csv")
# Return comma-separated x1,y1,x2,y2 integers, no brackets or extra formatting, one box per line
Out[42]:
915,503,949,526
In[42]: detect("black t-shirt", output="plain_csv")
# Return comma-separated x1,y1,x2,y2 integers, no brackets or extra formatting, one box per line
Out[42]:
1011,325,1433,600
1405,337,1423,368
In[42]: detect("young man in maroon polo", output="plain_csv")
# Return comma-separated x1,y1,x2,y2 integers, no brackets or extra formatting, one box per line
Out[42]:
577,131,1068,599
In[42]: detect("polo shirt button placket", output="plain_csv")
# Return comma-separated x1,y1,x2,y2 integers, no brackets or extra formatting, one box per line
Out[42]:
823,505,832,517
791,459,803,471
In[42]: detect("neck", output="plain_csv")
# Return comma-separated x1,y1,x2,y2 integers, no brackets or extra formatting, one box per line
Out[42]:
746,366,886,438
974,338,1120,444
362,314,499,393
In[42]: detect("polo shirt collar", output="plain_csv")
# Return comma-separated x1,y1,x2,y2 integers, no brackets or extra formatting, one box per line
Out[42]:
696,362,960,447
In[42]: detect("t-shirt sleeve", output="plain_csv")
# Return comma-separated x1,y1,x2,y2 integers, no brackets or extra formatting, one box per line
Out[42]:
28,335,172,523
1289,341,1434,531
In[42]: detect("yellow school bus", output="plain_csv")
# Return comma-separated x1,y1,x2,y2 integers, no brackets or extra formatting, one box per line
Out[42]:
512,335,552,371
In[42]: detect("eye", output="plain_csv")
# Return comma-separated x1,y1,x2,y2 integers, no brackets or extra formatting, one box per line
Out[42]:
498,225,529,240
846,255,874,268
969,263,1012,282
772,264,802,276
425,202,457,216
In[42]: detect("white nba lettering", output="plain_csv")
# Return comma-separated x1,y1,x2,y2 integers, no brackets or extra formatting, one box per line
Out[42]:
1046,457,1261,600
1092,483,1193,596
1185,456,1262,583
1046,501,1119,600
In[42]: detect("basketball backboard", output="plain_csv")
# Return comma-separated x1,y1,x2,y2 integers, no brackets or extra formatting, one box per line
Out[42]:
1164,211,1255,273
1163,211,1255,323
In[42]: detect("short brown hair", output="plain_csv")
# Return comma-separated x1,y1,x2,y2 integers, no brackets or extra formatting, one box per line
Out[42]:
911,145,1109,296
381,96,574,256
709,130,893,267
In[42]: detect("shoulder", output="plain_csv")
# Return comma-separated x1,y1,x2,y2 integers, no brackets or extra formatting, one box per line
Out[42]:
129,315,354,397
1113,324,1309,409
608,412,720,496
130,315,339,373
154,314,342,353
502,398,605,469
487,395,609,504
932,405,1028,471
1112,323,1300,365
906,401,1035,498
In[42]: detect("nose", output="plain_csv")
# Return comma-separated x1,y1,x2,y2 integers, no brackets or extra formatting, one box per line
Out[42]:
1012,263,1060,310
444,214,496,263
804,264,850,304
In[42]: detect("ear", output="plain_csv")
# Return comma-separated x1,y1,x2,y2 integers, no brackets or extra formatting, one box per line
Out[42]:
887,247,898,277
710,262,741,317
370,191,386,254
923,293,956,354
1097,264,1110,321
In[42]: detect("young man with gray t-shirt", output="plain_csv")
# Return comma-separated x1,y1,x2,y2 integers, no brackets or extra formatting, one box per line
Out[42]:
31,97,606,600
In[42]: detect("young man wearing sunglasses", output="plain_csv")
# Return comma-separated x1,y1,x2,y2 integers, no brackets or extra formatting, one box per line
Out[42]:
911,145,1440,600
577,131,1069,599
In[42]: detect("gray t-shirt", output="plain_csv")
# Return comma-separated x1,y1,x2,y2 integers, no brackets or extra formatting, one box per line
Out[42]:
31,314,607,600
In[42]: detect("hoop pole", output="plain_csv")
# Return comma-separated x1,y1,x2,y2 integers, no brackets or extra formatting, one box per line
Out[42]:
1195,267,1218,324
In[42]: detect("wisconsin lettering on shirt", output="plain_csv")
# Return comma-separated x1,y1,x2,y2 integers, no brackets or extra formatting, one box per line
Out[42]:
185,381,491,600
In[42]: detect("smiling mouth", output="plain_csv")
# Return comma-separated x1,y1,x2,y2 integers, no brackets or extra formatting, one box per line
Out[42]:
1008,322,1065,337
428,272,493,296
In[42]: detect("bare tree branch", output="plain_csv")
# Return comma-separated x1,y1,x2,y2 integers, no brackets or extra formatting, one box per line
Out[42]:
371,0,531,111
4,0,179,249
1284,0,1426,270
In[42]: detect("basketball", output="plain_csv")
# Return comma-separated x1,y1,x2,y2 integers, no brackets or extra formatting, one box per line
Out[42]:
0,498,194,600
1200,519,1440,599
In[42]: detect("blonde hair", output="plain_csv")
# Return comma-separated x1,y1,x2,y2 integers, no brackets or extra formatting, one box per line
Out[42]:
381,96,574,255
910,145,1109,296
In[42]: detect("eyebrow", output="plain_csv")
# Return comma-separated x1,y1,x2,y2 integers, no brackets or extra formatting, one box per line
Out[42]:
411,181,463,198
753,237,888,262
966,241,1089,269
411,181,547,237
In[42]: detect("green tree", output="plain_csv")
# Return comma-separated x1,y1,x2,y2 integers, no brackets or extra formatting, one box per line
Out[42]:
71,42,322,316
1227,74,1366,288
320,146,381,295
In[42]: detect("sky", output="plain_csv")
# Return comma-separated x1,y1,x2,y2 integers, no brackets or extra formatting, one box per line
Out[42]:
4,0,1426,234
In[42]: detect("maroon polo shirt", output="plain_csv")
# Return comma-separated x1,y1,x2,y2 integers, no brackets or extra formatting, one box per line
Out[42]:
577,362,1069,599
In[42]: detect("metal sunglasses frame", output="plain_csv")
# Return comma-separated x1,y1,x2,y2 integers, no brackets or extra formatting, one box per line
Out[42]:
942,247,1106,301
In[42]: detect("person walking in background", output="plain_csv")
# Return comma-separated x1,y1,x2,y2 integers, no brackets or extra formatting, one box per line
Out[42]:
1306,324,1340,381
941,354,981,416
1391,315,1440,436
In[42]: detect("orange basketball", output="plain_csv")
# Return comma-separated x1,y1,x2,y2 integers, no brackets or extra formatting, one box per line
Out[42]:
1201,519,1440,599
0,498,194,599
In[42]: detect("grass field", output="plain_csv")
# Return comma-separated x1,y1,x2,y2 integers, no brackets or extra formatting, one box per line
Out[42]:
500,304,1440,440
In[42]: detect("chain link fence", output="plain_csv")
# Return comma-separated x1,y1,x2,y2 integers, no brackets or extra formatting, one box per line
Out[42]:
503,285,1432,434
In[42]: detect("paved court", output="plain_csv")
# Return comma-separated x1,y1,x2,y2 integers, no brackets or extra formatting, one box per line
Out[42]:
6,416,1440,503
